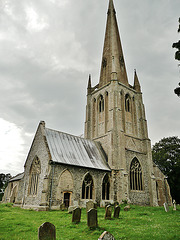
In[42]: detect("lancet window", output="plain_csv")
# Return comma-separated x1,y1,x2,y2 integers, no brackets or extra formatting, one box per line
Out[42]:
99,95,104,113
130,158,143,191
125,94,131,112
28,156,41,195
102,174,110,200
82,173,94,199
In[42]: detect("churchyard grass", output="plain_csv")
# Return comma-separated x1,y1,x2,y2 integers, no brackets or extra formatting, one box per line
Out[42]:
0,203,179,240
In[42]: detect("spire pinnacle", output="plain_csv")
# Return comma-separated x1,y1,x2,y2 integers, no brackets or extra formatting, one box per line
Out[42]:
87,74,92,95
99,0,129,87
133,69,141,92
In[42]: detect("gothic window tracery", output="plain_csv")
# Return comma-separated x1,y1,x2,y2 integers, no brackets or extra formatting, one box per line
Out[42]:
125,94,131,112
130,158,143,191
99,95,104,113
28,156,41,195
102,174,110,200
82,173,94,199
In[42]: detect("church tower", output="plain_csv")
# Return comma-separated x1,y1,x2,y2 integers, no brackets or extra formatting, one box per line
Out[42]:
85,0,158,205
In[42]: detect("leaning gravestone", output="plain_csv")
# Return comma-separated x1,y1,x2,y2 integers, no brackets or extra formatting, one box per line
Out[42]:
113,205,120,218
98,231,115,240
86,200,95,212
105,205,112,220
72,207,81,223
38,222,56,240
163,202,169,212
87,208,98,228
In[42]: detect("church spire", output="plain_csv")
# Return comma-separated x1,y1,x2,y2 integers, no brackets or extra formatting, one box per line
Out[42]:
99,0,129,87
133,69,141,92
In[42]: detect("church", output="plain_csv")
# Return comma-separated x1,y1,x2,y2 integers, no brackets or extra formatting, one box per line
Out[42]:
3,0,172,210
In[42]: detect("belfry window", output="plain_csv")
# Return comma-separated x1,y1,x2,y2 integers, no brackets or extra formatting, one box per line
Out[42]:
125,94,131,112
99,95,104,113
28,156,41,195
130,158,143,191
102,174,110,200
82,173,94,199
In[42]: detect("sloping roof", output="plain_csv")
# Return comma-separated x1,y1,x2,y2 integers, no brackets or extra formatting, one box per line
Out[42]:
9,172,24,182
45,128,110,171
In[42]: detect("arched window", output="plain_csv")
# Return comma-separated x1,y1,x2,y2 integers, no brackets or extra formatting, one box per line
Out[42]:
130,158,143,191
102,174,110,200
28,156,41,195
99,95,104,113
82,173,94,199
125,94,131,112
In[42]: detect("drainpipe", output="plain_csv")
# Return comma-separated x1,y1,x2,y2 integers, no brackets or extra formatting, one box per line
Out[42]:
49,162,55,210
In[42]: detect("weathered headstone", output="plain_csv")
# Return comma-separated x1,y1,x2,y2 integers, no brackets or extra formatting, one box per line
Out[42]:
98,231,115,240
173,200,176,211
87,208,98,228
105,205,112,220
113,205,120,218
38,222,56,240
60,203,66,211
163,202,169,212
72,207,81,223
68,206,74,214
124,205,130,211
86,200,95,212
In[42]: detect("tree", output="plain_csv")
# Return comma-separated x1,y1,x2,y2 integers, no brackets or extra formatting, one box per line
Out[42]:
172,18,180,97
0,173,11,201
152,136,180,203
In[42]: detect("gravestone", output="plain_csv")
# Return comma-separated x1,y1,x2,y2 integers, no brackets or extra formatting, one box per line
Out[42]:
72,207,81,223
113,205,120,218
86,200,95,212
163,202,169,212
38,222,56,240
105,205,112,220
87,208,98,228
60,203,66,211
98,231,115,240
68,206,74,214
124,205,130,211
173,200,176,211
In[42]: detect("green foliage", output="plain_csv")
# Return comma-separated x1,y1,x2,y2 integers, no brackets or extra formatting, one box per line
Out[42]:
0,204,180,240
152,136,180,203
0,173,11,201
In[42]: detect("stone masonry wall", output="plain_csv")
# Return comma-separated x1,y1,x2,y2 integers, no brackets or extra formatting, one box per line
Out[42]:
50,163,111,209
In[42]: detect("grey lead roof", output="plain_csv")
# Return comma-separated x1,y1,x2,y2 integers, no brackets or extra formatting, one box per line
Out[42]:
45,128,110,171
9,172,24,182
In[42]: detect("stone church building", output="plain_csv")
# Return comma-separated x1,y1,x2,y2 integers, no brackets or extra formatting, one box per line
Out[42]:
3,0,171,210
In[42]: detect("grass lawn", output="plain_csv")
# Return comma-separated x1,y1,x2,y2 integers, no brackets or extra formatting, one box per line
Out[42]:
0,203,180,240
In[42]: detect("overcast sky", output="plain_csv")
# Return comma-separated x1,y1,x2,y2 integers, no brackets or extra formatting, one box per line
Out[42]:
0,0,179,176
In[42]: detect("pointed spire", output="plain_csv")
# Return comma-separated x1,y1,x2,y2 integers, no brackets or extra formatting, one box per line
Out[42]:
133,69,141,92
87,74,92,95
99,0,129,87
